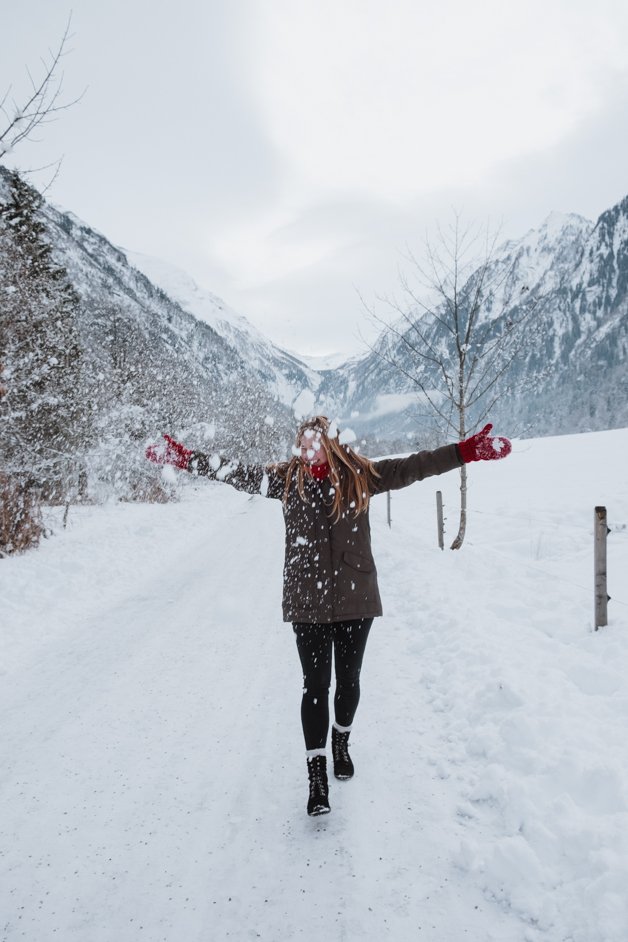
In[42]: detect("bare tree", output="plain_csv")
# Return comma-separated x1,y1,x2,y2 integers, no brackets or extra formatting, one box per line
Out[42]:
0,15,84,172
364,212,540,549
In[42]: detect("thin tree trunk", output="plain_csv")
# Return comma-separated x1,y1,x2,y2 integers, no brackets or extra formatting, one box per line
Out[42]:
451,374,467,550
450,463,467,550
78,468,88,500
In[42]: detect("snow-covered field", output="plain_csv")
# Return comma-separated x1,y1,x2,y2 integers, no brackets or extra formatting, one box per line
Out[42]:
1,428,627,942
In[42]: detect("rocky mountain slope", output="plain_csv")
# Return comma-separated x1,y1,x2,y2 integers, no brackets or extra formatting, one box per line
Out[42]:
0,166,303,483
3,163,628,474
311,202,628,450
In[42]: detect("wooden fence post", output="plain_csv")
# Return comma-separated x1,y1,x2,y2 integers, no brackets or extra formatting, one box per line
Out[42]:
436,491,444,550
594,506,609,630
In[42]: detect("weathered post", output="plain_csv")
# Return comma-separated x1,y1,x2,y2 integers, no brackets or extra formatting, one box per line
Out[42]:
594,506,609,630
387,490,392,528
436,490,444,550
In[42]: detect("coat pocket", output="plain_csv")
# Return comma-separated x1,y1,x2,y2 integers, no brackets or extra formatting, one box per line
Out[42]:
343,550,375,573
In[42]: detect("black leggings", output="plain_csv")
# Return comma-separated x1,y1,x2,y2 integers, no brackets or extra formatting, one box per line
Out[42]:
293,619,373,751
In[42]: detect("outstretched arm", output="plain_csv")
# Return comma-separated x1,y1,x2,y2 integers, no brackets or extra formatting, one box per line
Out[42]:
371,424,511,494
371,443,462,493
145,434,284,499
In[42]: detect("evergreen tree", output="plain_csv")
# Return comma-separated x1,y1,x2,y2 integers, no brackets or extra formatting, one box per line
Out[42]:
0,170,86,502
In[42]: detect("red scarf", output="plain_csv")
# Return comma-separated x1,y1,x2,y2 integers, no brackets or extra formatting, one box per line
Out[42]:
306,462,330,481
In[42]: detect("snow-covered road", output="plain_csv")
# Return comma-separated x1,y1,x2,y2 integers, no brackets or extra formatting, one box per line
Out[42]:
2,429,628,941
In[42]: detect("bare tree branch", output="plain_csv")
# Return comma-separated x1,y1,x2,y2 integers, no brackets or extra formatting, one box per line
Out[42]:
0,15,85,162
364,210,541,549
361,333,457,434
358,290,456,402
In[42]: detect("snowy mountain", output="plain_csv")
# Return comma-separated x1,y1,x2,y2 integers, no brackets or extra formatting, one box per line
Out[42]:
127,250,320,410
0,166,304,475
312,211,602,449
495,201,628,436
298,200,628,450
3,162,628,469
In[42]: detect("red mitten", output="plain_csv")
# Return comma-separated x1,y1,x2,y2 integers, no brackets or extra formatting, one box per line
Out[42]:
458,423,512,463
145,434,193,470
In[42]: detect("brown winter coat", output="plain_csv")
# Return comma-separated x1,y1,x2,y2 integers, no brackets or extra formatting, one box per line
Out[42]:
188,444,463,624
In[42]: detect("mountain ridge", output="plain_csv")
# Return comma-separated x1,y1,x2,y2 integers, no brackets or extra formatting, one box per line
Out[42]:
2,163,627,467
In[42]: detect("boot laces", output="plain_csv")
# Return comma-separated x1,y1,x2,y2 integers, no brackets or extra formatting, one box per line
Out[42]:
308,757,327,795
334,730,350,762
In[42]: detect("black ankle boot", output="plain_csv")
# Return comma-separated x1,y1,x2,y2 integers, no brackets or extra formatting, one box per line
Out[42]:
332,726,354,780
307,754,330,816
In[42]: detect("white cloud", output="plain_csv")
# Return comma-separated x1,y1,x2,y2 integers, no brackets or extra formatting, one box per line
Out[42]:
6,0,628,359
251,0,628,200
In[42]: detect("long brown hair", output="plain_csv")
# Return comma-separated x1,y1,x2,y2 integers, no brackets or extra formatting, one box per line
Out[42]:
271,415,380,520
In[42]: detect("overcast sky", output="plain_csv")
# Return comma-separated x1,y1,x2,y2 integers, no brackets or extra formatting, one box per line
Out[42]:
4,0,628,357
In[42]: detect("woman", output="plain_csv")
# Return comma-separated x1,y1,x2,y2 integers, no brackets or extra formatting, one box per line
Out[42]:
146,416,511,816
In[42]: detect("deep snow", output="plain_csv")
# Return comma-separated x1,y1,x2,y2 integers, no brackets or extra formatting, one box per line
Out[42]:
1,428,627,941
